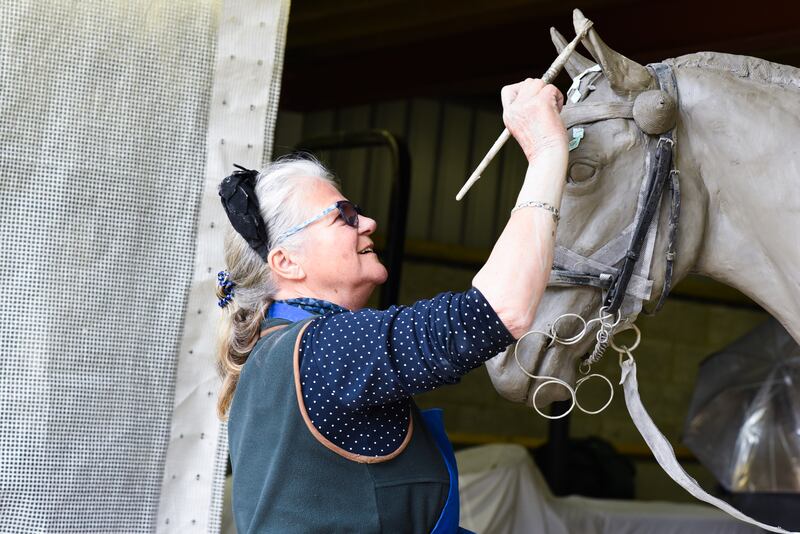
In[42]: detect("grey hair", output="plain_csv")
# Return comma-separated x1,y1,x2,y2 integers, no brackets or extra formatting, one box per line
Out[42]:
217,155,338,418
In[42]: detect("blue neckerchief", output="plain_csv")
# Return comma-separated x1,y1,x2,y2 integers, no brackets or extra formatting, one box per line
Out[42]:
274,297,348,317
267,302,315,322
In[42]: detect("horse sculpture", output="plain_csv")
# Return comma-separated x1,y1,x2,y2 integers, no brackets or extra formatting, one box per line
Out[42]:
486,10,800,409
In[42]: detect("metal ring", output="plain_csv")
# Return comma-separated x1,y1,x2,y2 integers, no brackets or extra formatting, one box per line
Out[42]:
574,373,614,415
541,324,557,348
579,359,592,376
549,313,588,344
531,379,576,420
513,330,555,382
513,333,577,420
598,306,622,328
516,329,554,349
609,323,641,353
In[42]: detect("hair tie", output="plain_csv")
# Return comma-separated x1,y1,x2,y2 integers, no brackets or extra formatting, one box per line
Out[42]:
217,270,236,308
218,164,270,260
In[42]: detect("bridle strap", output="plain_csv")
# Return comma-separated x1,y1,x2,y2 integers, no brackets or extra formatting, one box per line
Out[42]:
603,136,674,315
549,270,612,290
552,245,653,301
550,62,681,317
653,169,681,313
561,101,634,130
604,61,680,315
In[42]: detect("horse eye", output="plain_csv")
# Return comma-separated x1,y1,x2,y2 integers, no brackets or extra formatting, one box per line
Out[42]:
568,162,596,184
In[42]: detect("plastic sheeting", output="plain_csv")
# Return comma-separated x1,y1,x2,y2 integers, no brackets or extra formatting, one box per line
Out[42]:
683,318,800,493
0,1,289,532
457,444,761,534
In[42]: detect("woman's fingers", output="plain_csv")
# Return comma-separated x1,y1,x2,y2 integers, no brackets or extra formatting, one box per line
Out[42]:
501,78,567,163
546,84,565,112
500,82,521,109
501,78,546,109
515,78,546,100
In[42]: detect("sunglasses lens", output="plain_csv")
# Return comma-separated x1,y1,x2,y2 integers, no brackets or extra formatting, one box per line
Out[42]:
339,202,361,227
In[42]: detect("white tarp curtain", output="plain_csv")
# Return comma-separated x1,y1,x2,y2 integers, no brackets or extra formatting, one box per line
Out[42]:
457,444,762,534
0,1,289,532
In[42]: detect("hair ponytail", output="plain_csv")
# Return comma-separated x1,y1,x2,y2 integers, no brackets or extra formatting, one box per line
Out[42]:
216,295,270,418
216,155,338,419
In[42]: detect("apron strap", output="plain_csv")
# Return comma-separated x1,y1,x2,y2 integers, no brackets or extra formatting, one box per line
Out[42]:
422,408,474,534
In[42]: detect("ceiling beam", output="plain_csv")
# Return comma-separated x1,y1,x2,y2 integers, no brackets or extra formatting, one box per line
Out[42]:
281,0,800,110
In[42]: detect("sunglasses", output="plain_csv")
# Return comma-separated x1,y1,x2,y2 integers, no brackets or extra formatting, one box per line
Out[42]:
272,200,364,245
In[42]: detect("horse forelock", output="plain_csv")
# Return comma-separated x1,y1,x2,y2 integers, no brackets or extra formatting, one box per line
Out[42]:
665,51,800,92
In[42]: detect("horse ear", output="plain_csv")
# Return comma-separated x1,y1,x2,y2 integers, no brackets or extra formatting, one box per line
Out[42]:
550,27,595,79
572,9,654,96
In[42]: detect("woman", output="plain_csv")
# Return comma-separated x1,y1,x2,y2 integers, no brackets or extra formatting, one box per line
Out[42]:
216,78,567,533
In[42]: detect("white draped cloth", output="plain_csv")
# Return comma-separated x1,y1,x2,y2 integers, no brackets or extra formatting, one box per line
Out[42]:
456,444,761,534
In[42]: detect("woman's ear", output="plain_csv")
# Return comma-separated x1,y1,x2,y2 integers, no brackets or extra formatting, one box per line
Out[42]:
267,248,306,281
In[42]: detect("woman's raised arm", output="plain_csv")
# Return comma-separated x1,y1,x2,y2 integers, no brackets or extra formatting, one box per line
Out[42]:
472,78,569,339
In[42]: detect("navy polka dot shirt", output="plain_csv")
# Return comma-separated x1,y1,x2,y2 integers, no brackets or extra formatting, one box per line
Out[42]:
289,287,515,457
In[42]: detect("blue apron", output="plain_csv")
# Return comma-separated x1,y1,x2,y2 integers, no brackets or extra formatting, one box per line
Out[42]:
266,302,469,534
421,408,473,534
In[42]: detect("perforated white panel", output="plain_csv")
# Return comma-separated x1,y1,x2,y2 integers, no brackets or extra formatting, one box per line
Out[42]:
156,1,291,532
0,1,217,532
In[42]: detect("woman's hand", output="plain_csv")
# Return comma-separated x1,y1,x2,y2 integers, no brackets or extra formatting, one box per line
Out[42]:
501,79,567,165
473,79,569,338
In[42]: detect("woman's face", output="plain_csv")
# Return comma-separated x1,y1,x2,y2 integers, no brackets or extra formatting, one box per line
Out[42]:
295,179,388,307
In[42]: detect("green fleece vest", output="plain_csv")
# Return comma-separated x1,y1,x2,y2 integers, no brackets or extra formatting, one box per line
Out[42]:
228,317,450,533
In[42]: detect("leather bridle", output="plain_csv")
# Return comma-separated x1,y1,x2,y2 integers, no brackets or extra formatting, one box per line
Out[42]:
547,63,681,318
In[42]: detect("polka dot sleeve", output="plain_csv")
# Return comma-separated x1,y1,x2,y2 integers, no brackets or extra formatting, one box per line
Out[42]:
299,287,515,410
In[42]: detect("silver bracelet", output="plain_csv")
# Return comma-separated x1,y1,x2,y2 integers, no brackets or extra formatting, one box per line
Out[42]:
511,201,560,222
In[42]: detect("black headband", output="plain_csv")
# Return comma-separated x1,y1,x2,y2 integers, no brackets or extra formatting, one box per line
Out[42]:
218,164,270,260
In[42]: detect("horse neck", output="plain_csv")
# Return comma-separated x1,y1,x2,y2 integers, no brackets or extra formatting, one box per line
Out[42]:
675,66,800,340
